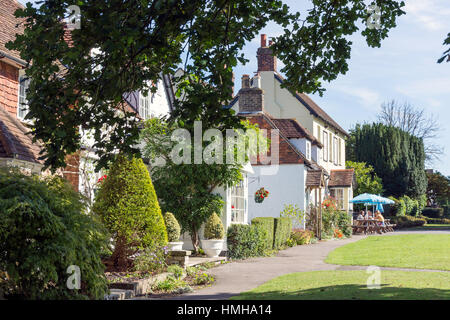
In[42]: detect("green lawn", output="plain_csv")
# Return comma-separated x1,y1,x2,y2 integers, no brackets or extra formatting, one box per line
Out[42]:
232,270,450,300
325,234,450,271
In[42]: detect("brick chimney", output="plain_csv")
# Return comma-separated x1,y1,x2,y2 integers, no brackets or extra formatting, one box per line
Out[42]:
238,87,264,113
257,34,276,72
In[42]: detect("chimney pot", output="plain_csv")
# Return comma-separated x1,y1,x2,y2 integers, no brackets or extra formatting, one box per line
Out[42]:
241,74,250,88
261,34,267,47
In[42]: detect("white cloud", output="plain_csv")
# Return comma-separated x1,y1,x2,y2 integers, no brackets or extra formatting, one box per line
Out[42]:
332,85,382,111
404,0,450,31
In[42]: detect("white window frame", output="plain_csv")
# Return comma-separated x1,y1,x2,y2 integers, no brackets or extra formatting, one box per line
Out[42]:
230,178,247,224
323,131,328,162
330,188,345,210
17,73,30,121
306,141,311,160
138,81,157,120
333,137,338,165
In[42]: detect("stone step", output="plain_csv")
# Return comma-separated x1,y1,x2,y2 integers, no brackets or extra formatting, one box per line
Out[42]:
104,289,135,300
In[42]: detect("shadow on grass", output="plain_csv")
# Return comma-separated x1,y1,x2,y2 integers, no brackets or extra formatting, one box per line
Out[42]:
234,284,450,300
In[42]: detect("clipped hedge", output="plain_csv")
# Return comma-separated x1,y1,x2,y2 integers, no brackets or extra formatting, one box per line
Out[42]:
227,224,268,260
423,217,450,224
390,215,426,229
421,207,444,218
273,217,292,249
251,217,275,250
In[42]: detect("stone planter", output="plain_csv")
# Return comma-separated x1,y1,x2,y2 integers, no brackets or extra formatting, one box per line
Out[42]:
201,239,224,258
168,241,184,251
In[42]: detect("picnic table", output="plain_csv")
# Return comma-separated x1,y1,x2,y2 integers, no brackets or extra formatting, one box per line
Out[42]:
352,219,396,235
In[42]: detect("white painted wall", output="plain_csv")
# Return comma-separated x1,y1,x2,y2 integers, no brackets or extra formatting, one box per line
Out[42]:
247,164,307,228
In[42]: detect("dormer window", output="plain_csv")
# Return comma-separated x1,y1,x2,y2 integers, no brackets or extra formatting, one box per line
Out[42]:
18,75,30,120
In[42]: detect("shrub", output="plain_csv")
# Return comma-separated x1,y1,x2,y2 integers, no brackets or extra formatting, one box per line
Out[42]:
410,199,420,217
133,244,169,274
251,217,275,250
289,229,314,245
401,195,415,215
227,224,268,260
280,204,305,229
204,212,225,240
0,170,108,300
273,217,292,249
335,211,352,237
422,217,450,224
394,199,406,216
390,215,426,229
93,154,168,270
167,265,184,279
418,194,427,212
164,212,181,242
192,272,215,286
421,207,444,218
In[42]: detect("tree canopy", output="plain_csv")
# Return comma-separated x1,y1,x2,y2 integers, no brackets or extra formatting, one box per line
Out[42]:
346,160,383,196
140,117,265,251
426,171,450,206
346,123,427,198
7,0,405,170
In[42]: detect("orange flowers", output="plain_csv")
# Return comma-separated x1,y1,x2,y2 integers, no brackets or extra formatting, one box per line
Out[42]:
334,228,343,239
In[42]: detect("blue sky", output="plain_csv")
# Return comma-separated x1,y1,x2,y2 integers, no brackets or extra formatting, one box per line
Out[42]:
20,0,450,175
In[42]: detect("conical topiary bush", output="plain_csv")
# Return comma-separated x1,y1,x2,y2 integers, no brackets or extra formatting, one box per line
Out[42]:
204,213,225,240
164,212,181,242
93,154,167,270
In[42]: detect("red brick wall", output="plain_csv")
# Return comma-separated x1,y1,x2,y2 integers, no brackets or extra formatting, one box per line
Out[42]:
257,47,277,72
63,152,80,191
0,60,19,115
245,114,304,165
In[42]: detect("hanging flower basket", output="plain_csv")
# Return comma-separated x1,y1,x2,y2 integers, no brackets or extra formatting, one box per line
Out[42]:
255,187,269,203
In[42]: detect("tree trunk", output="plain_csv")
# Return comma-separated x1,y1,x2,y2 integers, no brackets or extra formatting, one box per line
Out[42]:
190,226,200,253
111,236,129,271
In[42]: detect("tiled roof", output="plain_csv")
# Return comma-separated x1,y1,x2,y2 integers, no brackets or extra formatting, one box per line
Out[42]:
328,169,354,187
274,73,348,137
0,106,42,163
271,118,323,148
306,169,324,187
0,0,25,62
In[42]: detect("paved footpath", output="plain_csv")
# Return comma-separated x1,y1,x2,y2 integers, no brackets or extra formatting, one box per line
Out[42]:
139,230,449,300
169,235,366,300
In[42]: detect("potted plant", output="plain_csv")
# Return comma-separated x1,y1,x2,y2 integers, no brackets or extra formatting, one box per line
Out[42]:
201,213,225,257
164,212,183,251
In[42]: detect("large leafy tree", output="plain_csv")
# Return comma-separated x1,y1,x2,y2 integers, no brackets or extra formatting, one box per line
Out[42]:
346,160,383,196
7,0,405,170
426,171,450,206
140,117,265,251
346,123,427,198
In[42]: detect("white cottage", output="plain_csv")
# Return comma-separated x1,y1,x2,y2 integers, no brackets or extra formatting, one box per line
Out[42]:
229,34,354,224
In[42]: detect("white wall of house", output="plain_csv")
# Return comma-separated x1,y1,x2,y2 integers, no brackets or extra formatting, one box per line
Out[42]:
247,164,307,228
